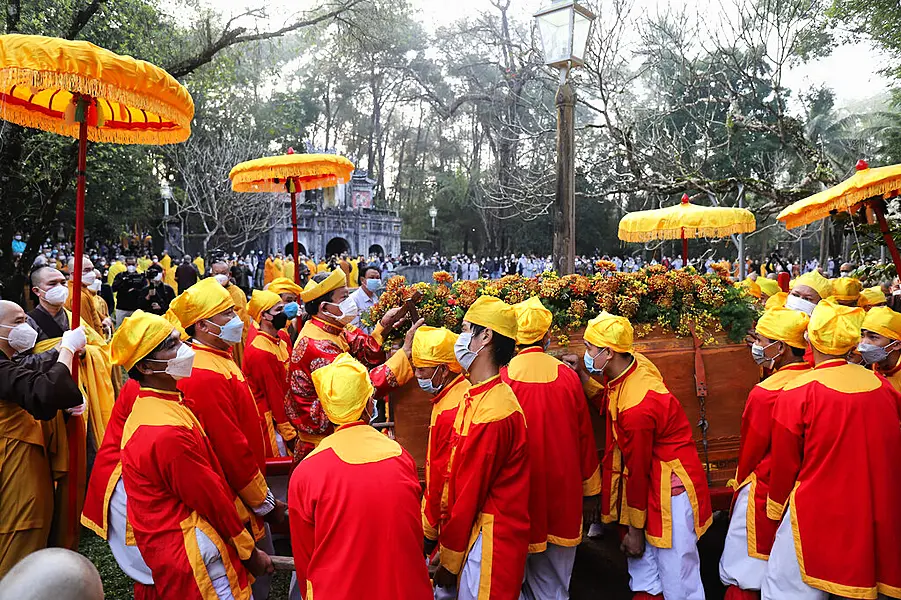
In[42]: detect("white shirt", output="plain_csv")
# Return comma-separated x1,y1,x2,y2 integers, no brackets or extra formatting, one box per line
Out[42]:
349,286,376,332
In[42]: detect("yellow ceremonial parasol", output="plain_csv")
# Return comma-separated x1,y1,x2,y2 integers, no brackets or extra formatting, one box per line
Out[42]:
776,159,901,275
0,33,193,543
229,148,355,283
618,193,756,263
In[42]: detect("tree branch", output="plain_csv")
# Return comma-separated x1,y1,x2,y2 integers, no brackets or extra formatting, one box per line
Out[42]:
66,0,105,40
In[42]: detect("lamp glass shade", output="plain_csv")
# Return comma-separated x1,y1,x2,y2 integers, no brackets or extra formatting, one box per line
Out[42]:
534,1,595,68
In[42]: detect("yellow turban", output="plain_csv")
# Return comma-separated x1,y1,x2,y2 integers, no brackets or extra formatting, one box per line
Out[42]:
168,277,235,328
858,286,887,308
755,307,810,349
831,277,863,302
311,353,374,425
792,270,833,301
412,326,462,373
111,310,175,371
267,277,303,297
248,290,282,323
736,278,761,299
765,291,788,310
513,296,553,344
300,268,346,303
757,278,781,298
862,306,901,341
463,296,518,341
584,311,633,353
163,309,189,341
808,298,864,355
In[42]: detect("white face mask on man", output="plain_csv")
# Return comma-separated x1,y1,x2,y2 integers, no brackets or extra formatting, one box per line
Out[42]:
785,294,816,316
41,284,69,306
326,297,359,325
0,322,38,353
145,343,196,380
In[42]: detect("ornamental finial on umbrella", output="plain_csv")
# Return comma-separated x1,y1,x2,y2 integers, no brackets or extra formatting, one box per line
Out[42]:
287,147,295,155
856,159,869,171
681,193,690,204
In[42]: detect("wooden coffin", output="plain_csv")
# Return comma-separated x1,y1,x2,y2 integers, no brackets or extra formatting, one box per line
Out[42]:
390,327,758,500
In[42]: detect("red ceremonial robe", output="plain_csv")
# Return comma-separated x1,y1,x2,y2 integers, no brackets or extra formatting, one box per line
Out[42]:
288,421,432,600
875,353,901,394
246,321,293,352
501,347,600,552
81,378,139,538
285,317,412,462
439,376,530,600
121,387,256,600
599,356,712,548
422,373,470,542
242,331,293,457
767,360,901,598
178,343,268,540
733,362,809,558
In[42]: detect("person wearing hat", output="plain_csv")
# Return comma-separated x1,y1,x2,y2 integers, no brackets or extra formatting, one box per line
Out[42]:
581,312,711,600
111,310,273,599
288,353,432,600
763,300,901,600
786,271,832,315
432,296,530,600
719,308,811,599
858,285,887,310
412,326,470,566
830,276,863,307
211,260,251,368
242,290,294,458
284,269,421,463
169,278,284,599
500,296,599,600
264,276,304,346
859,306,901,393
756,277,781,301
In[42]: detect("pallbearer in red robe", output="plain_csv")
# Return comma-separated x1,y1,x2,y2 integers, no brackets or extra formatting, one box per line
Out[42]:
501,296,599,600
719,307,810,600
243,290,293,457
763,299,901,600
433,296,530,600
288,353,432,600
582,312,712,600
410,327,469,550
110,310,273,600
168,278,286,600
259,277,302,348
284,268,415,463
860,306,901,393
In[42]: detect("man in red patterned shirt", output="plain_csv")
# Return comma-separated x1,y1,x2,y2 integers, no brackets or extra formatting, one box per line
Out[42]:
284,268,421,462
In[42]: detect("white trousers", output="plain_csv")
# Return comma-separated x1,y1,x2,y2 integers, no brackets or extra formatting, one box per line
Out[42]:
434,533,484,600
627,493,705,600
520,543,577,600
108,479,153,585
719,485,767,590
195,527,238,600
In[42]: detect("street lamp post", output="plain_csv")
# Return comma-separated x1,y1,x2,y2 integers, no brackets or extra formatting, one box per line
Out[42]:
429,205,438,230
534,0,595,275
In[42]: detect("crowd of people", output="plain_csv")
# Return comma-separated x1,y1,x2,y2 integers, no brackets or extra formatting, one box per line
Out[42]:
2,229,901,600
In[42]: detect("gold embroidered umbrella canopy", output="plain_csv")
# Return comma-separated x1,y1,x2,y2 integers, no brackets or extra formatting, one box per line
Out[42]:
776,160,901,275
0,33,193,545
618,193,756,263
229,149,355,283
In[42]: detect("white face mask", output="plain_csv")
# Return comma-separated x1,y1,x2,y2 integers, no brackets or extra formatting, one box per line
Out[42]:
88,279,102,292
41,284,69,306
146,343,196,380
214,274,229,286
0,322,38,352
126,265,137,273
153,272,163,283
454,331,484,372
204,315,244,344
81,271,97,286
327,297,359,325
785,294,816,316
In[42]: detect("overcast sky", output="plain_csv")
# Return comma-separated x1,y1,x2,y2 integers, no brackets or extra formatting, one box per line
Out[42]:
193,0,891,108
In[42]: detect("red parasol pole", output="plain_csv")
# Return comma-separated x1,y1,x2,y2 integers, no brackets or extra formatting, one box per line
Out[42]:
872,200,901,277
67,95,89,547
286,148,301,284
680,194,690,265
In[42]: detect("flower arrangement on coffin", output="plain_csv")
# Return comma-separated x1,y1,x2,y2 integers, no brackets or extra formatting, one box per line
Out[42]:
362,266,759,348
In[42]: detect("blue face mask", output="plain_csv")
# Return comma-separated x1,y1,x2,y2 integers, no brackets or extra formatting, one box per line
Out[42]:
283,302,300,320
205,315,244,345
417,368,444,395
364,277,382,292
583,348,608,374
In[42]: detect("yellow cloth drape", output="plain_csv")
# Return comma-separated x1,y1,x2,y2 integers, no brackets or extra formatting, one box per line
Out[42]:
264,258,278,287
305,260,316,280
227,285,251,368
137,257,151,273
193,256,205,277
282,260,295,283
107,261,125,286
160,255,172,270
164,266,178,295
65,282,104,335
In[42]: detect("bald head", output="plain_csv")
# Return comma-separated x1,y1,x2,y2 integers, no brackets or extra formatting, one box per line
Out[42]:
30,266,64,290
0,300,25,326
0,548,103,600
66,256,94,273
211,261,229,276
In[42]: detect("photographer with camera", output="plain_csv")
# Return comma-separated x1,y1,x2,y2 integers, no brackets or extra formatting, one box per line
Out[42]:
111,256,147,327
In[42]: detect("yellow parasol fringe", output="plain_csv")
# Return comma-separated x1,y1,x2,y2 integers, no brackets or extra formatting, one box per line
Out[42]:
618,222,755,242
229,154,355,192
